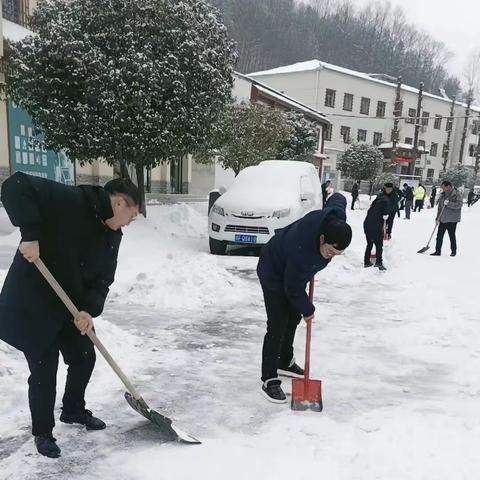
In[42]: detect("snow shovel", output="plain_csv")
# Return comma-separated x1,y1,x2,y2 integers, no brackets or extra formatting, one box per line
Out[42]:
418,204,446,254
291,279,322,412
34,258,200,444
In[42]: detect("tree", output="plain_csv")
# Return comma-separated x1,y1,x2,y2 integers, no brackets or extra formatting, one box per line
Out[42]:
338,143,383,183
195,101,316,175
6,0,237,214
275,111,319,162
440,164,473,188
462,48,480,102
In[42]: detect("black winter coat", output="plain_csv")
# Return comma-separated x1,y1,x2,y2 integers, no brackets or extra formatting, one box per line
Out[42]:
257,193,347,317
403,187,414,202
351,183,359,198
0,172,122,356
363,193,390,233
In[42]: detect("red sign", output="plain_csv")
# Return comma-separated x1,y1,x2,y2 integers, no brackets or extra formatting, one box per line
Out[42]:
393,155,415,164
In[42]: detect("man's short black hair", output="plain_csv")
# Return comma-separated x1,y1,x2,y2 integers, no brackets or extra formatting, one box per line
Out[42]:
323,219,352,250
384,182,394,188
441,180,452,187
104,177,140,206
403,183,408,187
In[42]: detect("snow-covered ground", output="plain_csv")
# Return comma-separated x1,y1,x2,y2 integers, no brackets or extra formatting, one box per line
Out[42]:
1,194,479,480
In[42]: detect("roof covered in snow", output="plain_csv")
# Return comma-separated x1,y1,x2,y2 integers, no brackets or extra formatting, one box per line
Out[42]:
234,71,330,124
2,19,33,42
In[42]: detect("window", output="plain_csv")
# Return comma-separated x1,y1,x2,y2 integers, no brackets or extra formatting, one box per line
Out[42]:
373,132,382,146
414,168,423,177
340,126,351,143
434,115,442,130
325,89,336,108
400,166,409,175
394,100,403,117
324,124,332,141
426,159,432,165
405,137,413,145
360,97,370,115
343,93,354,111
446,117,453,131
2,0,29,27
421,112,429,127
469,144,476,157
430,142,438,156
376,101,386,118
442,144,449,157
418,139,426,150
472,120,480,135
427,168,435,179
357,129,367,142
406,108,416,124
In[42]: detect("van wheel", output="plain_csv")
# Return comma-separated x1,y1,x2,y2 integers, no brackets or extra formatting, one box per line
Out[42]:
209,237,227,255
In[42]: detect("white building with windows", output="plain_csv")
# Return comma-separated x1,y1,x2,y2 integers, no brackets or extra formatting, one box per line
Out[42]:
249,60,480,186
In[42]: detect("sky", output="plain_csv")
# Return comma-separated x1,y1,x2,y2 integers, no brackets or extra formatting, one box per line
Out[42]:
350,0,480,80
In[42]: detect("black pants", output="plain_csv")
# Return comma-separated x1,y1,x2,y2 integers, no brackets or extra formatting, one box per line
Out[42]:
414,199,424,212
23,322,96,436
386,212,396,237
351,195,358,210
435,222,457,255
430,198,436,208
261,286,302,382
364,230,383,265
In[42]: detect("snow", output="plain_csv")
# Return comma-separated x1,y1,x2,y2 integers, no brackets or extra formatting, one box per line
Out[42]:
1,195,480,479
249,60,480,112
2,19,33,42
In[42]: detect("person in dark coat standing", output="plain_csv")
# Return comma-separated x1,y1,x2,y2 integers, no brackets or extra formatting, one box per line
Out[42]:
321,180,331,208
430,180,463,257
0,172,139,458
351,180,359,210
257,193,352,403
385,186,402,236
467,188,475,207
430,186,437,208
403,183,414,219
363,183,392,270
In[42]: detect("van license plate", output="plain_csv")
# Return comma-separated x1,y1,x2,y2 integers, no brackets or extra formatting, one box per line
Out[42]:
235,234,257,244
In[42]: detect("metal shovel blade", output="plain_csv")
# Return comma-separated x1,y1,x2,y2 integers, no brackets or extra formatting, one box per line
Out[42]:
417,245,430,254
125,393,201,444
291,378,323,412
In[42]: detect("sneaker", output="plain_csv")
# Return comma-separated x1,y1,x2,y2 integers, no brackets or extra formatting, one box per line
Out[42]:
430,252,441,256
364,261,374,268
60,409,106,430
261,378,287,404
375,263,387,271
34,434,61,458
451,252,456,257
278,359,304,378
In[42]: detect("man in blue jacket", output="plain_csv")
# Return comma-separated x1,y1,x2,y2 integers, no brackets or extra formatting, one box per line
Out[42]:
257,193,352,403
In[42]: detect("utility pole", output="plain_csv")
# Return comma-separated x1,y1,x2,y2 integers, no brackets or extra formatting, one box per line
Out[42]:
459,91,473,164
391,76,402,167
409,82,424,176
442,96,455,172
474,114,480,181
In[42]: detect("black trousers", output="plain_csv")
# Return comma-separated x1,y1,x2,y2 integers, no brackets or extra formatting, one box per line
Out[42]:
23,322,96,436
435,222,457,254
351,195,358,210
414,199,424,212
261,286,302,382
364,230,383,264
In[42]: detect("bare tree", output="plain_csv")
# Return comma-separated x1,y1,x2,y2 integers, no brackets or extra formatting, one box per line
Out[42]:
462,48,480,102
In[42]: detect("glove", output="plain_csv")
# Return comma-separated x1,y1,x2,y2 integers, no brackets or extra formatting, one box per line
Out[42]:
444,200,449,205
383,215,389,220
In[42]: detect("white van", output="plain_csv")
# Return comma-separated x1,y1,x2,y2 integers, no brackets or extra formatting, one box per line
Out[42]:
208,160,322,254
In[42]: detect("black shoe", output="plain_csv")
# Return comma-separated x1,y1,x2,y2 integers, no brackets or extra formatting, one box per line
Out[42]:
364,261,374,268
451,252,456,257
60,409,106,430
430,252,441,256
34,434,61,458
278,360,304,378
261,378,287,404
375,263,387,271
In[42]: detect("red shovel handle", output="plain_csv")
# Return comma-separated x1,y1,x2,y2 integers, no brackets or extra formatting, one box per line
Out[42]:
304,279,314,381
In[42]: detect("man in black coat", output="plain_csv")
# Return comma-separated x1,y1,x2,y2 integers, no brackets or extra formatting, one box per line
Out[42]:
364,183,392,270
321,180,331,208
385,186,401,237
0,172,139,458
403,183,414,219
257,193,352,403
351,180,359,210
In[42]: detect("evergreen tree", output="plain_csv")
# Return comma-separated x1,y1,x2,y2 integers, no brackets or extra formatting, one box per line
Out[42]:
6,0,237,213
440,164,473,188
338,143,383,183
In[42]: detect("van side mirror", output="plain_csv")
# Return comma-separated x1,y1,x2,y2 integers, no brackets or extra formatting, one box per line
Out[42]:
301,192,315,202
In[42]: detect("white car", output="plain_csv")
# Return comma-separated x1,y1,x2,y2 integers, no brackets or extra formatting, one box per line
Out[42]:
208,160,323,254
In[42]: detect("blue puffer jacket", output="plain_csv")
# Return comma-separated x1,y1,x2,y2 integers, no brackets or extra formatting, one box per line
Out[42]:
257,193,347,317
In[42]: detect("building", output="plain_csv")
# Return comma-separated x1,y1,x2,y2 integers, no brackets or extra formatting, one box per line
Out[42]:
249,59,480,186
190,72,331,194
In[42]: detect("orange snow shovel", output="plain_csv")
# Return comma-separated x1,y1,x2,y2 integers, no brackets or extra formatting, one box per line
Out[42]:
291,279,323,412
